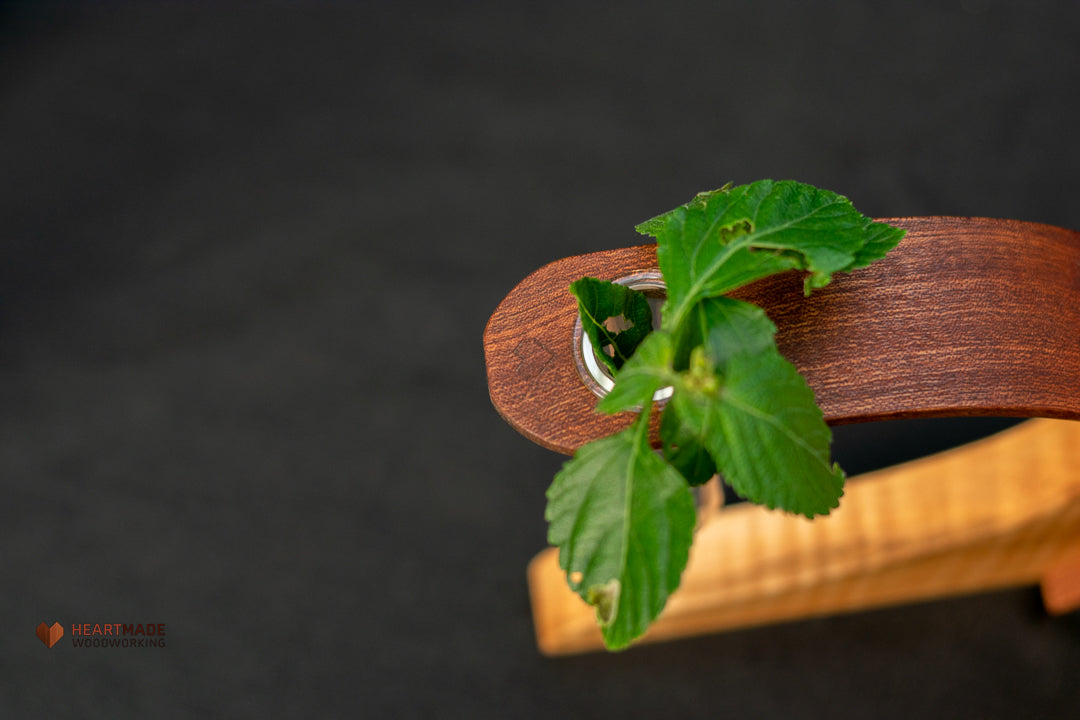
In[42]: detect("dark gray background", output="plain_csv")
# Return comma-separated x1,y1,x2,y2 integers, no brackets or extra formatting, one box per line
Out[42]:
2,2,1078,717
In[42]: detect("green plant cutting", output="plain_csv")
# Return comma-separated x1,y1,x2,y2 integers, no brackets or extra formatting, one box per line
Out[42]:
546,179,906,650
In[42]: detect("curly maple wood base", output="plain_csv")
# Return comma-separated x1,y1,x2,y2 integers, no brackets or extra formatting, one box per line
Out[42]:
528,419,1080,655
483,216,1080,655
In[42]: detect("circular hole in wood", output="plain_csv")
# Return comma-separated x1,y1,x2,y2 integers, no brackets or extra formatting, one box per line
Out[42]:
573,270,671,402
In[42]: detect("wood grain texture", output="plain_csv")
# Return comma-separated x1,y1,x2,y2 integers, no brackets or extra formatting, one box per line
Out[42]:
528,418,1080,655
484,217,1080,454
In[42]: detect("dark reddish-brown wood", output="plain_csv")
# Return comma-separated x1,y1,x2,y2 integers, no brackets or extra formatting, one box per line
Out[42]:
484,217,1080,455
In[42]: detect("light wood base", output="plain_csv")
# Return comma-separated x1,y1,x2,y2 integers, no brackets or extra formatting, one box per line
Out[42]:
528,418,1080,655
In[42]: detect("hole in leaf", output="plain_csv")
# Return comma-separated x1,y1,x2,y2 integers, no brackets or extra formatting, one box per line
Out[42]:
601,292,664,338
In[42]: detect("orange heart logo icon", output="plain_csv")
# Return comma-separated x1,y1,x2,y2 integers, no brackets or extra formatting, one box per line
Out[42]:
36,622,64,648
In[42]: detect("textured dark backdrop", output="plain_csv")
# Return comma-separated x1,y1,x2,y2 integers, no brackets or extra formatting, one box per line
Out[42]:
2,2,1078,717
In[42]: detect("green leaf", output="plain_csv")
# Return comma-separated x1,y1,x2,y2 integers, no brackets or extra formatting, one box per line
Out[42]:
659,402,716,486
636,180,886,329
846,220,906,271
672,344,844,517
570,277,653,373
672,295,778,370
545,412,696,650
595,331,675,415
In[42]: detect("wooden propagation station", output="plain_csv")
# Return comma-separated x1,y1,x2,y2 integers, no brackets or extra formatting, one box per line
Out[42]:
484,217,1080,655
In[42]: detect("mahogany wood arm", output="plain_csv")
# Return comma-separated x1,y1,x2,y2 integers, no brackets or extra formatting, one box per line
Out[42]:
485,217,1080,453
